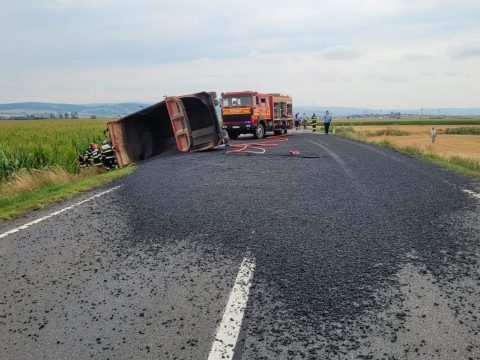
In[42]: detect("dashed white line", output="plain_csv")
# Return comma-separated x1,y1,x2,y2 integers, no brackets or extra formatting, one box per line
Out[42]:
207,256,256,360
0,186,121,239
463,189,480,200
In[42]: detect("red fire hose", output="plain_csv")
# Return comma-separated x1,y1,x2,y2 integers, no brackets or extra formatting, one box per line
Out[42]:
225,135,289,154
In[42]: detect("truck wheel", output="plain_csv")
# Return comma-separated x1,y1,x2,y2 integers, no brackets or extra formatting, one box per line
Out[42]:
255,124,265,139
273,130,281,135
228,132,238,140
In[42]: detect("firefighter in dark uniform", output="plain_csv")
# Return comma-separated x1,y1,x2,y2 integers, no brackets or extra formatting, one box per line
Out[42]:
89,143,103,168
311,113,317,132
79,143,97,168
101,140,116,169
78,150,89,168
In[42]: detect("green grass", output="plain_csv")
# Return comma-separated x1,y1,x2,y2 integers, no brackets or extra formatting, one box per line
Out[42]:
0,119,111,181
444,127,480,135
0,119,136,221
0,166,135,221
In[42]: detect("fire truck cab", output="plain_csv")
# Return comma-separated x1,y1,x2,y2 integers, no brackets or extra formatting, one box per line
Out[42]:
221,91,294,140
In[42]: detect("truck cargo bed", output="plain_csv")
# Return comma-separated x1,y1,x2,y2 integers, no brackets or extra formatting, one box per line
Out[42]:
107,92,223,167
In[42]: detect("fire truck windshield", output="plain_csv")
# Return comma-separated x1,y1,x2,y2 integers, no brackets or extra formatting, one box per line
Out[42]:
222,95,253,107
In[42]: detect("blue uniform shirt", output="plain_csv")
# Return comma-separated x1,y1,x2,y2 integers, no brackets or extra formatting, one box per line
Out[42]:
323,114,332,123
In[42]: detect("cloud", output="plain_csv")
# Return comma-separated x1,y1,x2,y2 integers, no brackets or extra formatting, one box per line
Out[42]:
1,0,480,108
446,71,471,77
420,71,435,78
403,53,434,61
321,46,360,60
368,73,409,83
448,43,480,59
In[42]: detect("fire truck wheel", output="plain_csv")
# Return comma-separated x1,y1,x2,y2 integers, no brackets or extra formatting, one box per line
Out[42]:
255,124,265,139
227,132,238,140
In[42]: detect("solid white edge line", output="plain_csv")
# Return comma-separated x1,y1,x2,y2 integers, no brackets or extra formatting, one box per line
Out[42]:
463,189,480,199
207,257,256,360
0,186,121,239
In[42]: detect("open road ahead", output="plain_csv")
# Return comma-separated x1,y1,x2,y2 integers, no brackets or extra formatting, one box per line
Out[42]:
1,132,480,359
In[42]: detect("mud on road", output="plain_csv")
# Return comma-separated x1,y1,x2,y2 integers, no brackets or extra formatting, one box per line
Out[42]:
1,132,480,359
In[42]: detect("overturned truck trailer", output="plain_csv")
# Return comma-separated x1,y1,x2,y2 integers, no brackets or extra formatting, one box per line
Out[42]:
107,92,224,168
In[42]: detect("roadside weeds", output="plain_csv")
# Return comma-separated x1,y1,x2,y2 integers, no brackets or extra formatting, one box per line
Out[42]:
0,166,135,221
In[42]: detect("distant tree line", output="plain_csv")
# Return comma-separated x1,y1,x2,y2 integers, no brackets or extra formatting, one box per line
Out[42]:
49,112,80,119
2,112,102,120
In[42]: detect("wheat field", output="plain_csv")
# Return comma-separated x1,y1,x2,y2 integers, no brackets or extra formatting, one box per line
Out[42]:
346,125,480,161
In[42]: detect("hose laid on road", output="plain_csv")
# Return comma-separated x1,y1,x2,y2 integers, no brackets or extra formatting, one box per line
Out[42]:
225,135,289,154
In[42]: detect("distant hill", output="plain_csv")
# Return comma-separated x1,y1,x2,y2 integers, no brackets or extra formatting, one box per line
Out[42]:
0,102,151,118
1,102,479,119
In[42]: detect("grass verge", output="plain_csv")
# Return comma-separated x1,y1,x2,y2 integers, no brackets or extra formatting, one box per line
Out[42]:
334,130,480,179
0,166,135,222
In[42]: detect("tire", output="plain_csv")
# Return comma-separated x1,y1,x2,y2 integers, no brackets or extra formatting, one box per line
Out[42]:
228,132,239,140
273,130,281,135
255,123,265,139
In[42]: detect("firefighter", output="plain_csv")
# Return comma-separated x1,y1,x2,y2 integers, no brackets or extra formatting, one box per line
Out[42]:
78,151,89,168
101,140,116,169
89,143,103,167
310,113,317,130
79,143,97,167
311,113,317,132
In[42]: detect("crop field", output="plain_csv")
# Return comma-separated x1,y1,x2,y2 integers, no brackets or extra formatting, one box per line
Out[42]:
337,124,480,161
334,117,480,127
0,119,110,182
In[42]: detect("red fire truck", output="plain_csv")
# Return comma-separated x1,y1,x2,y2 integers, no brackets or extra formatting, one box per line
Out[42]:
221,91,294,139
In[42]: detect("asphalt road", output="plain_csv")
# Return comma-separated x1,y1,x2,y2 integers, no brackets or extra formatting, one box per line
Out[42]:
1,131,480,359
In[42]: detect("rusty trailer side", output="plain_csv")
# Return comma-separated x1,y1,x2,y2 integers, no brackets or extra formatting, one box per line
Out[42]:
107,92,223,168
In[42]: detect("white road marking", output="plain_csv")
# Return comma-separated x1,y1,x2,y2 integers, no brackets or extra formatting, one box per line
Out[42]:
463,189,480,199
0,186,121,239
207,256,256,360
308,140,354,178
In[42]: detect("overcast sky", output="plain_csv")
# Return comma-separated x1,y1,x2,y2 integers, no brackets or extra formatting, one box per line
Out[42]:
1,0,479,108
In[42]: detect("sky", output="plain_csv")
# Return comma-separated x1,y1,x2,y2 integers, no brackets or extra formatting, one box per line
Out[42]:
1,0,479,108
